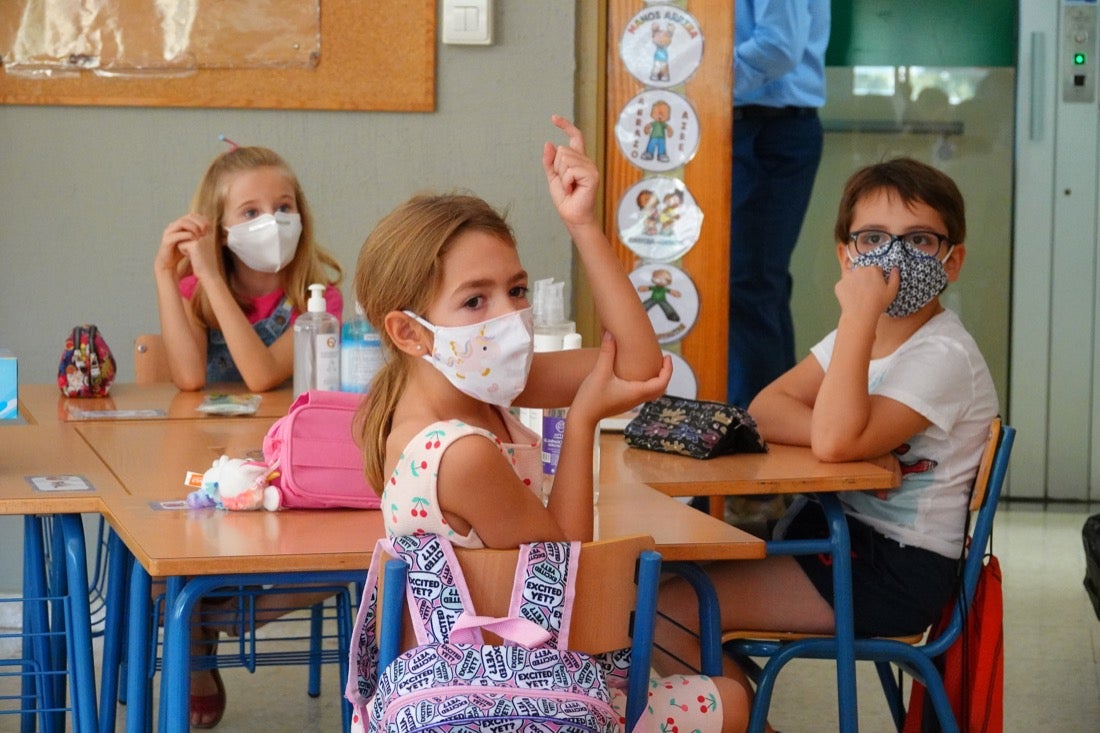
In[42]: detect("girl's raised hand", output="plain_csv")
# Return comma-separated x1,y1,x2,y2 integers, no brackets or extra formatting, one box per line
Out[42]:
156,214,210,277
541,115,599,228
571,332,672,424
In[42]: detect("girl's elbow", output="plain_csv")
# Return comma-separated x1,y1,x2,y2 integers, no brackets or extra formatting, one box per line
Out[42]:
810,437,856,463
174,374,205,392
243,373,282,393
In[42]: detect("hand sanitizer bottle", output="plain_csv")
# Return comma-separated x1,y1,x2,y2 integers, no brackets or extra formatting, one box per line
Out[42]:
293,283,340,397
519,278,576,439
541,331,582,505
340,303,383,393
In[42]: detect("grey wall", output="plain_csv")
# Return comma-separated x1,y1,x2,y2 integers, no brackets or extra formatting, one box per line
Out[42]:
0,3,577,593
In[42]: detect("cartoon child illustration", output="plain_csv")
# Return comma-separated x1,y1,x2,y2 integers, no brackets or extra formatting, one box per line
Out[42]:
637,268,682,322
658,190,684,236
641,100,672,163
636,189,661,236
650,23,674,82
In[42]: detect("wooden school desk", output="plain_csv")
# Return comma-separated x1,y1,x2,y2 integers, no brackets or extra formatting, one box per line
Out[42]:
78,409,763,733
600,433,900,733
0,421,129,733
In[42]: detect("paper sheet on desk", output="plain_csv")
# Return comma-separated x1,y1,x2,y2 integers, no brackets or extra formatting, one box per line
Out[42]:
66,408,166,420
195,393,261,416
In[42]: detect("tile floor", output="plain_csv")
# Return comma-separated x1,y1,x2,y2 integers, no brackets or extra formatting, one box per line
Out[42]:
758,505,1100,732
5,505,1100,732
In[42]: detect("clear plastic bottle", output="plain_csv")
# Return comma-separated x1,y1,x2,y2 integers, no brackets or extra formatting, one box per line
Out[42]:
518,278,576,439
293,283,341,397
541,331,583,505
340,303,383,393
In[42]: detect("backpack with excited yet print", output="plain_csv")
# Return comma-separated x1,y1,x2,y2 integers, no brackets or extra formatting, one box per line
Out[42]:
57,324,116,397
346,534,620,733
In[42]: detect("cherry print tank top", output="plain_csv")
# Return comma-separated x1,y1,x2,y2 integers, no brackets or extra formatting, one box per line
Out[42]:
382,409,541,548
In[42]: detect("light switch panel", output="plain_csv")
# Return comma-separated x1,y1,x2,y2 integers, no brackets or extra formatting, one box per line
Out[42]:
442,0,493,45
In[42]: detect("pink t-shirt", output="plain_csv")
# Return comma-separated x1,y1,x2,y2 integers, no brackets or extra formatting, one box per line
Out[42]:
179,275,343,323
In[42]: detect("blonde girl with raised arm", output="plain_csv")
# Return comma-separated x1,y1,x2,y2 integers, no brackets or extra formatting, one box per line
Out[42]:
353,116,746,731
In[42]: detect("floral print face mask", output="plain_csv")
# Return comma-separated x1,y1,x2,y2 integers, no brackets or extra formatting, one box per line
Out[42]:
849,240,952,318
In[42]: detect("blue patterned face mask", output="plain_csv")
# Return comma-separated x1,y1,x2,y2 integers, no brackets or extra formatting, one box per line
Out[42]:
849,241,952,318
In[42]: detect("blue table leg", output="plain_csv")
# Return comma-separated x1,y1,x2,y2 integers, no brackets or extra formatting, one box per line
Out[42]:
59,514,99,733
818,494,858,733
98,529,131,733
125,562,152,733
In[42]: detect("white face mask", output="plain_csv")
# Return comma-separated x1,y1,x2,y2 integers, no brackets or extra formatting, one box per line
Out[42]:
225,212,302,273
405,307,535,406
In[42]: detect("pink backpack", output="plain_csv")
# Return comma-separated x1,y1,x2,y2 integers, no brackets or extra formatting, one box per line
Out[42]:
262,390,380,509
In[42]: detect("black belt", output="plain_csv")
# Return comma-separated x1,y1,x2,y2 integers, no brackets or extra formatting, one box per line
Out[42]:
734,105,818,121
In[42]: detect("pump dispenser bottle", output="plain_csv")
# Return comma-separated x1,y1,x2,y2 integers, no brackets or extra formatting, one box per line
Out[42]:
519,278,576,439
340,302,383,393
293,283,340,397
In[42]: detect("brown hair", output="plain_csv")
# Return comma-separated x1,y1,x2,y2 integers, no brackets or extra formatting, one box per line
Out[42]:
833,158,966,246
182,146,342,327
354,193,515,491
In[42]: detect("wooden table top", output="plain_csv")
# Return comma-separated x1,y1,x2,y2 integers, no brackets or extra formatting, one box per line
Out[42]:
19,382,296,424
600,432,899,497
79,419,763,576
0,422,124,514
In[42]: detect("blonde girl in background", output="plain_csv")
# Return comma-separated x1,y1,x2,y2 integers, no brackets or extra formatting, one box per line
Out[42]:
154,143,343,392
152,143,344,726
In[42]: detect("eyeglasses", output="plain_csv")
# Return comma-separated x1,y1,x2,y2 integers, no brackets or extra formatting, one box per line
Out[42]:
847,229,951,258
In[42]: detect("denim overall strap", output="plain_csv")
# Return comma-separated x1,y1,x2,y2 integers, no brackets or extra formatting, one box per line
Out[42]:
206,295,294,382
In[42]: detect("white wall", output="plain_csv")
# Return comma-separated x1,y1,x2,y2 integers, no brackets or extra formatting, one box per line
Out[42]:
0,3,578,592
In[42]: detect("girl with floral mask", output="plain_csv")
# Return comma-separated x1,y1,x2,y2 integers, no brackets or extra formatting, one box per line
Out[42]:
154,144,343,392
353,116,748,732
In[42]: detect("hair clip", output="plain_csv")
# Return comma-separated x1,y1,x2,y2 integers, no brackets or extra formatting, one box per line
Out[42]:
218,134,240,152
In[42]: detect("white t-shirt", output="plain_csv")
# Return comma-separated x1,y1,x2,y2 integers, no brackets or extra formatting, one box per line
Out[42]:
810,309,999,558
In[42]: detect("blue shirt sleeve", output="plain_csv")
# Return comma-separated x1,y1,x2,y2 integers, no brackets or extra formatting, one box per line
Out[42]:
734,0,829,107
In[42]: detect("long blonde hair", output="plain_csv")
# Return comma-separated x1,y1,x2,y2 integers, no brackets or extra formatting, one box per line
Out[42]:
355,193,515,492
182,146,343,326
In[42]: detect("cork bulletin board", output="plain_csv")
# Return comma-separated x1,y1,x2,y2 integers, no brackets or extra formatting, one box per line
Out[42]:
0,0,435,111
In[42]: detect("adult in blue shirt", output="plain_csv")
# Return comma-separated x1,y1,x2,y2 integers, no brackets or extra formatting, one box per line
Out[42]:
728,0,830,407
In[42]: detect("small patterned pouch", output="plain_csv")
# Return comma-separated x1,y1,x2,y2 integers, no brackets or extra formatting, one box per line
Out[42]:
624,395,767,459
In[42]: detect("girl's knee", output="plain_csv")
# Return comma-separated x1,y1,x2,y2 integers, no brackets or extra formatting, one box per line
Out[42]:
711,675,751,733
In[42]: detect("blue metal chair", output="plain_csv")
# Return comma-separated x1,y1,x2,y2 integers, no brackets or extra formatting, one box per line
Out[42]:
376,535,662,731
722,419,1014,733
8,515,98,733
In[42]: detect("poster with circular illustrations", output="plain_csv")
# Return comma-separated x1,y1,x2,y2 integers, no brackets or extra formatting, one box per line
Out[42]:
663,350,698,399
628,262,699,344
615,90,700,173
619,4,703,89
617,176,703,262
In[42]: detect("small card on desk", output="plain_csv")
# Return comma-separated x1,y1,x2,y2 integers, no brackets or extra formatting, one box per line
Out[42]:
26,475,94,492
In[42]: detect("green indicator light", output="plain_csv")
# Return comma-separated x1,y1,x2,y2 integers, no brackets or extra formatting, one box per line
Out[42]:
1075,52,1087,65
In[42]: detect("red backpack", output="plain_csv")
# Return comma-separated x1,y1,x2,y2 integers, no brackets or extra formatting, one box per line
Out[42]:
903,554,1004,733
262,390,380,509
